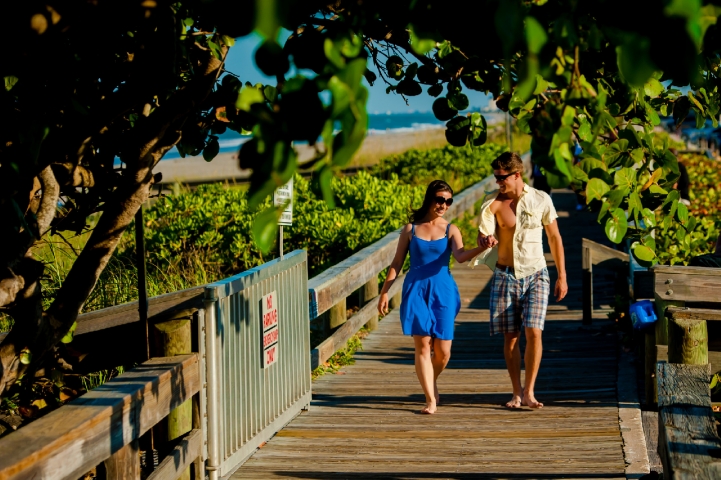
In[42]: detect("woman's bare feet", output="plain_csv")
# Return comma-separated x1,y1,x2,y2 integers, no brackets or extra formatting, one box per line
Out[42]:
505,389,523,408
522,392,544,409
420,400,437,414
434,381,440,405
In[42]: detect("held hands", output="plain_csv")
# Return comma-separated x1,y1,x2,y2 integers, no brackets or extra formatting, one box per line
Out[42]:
477,232,499,250
377,292,389,316
555,276,568,302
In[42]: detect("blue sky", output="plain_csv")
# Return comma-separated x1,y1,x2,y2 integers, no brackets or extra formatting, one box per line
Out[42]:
223,33,492,114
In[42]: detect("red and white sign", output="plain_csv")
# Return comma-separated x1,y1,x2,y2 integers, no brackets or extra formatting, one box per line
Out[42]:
261,291,279,368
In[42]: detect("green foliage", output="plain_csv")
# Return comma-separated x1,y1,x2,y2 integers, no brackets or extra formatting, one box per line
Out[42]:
130,144,501,278
370,143,505,192
652,153,720,265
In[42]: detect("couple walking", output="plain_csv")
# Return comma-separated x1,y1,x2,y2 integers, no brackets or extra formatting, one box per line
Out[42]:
377,152,568,414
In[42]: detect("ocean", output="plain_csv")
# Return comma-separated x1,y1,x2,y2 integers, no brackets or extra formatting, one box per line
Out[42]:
164,111,505,160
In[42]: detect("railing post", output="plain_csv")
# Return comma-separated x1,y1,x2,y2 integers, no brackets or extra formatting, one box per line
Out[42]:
581,243,593,325
324,298,347,332
389,291,402,309
105,439,141,479
153,313,193,480
668,315,708,365
204,289,220,480
360,275,379,331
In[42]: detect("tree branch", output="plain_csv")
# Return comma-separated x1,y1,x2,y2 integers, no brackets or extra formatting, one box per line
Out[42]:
37,166,60,238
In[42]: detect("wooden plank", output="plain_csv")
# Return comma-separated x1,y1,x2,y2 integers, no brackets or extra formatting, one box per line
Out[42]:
104,439,140,480
146,429,202,480
656,363,721,479
653,264,721,303
667,306,721,322
0,354,200,480
581,238,629,265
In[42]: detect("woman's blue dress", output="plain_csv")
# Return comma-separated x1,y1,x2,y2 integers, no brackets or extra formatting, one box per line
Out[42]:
399,224,461,340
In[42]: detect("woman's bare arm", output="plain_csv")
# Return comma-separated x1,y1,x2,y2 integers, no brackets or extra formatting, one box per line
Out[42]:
449,224,491,263
378,224,412,314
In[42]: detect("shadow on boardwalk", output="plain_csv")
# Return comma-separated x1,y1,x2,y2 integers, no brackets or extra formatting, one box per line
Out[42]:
233,191,627,479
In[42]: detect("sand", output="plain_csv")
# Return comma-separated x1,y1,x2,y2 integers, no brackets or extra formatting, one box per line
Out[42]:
154,128,450,185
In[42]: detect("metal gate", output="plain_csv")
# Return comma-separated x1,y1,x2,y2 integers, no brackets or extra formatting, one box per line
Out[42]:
203,250,312,478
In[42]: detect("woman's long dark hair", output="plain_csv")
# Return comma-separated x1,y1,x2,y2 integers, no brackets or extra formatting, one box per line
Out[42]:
409,180,454,223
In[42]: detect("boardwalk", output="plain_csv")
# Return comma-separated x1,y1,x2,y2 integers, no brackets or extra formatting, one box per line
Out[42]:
234,191,629,479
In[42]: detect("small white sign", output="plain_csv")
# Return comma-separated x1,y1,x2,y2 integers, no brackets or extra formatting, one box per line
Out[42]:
261,291,279,368
274,178,293,226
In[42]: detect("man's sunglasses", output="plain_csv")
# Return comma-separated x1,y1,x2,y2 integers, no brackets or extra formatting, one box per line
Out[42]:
434,196,454,206
494,172,519,182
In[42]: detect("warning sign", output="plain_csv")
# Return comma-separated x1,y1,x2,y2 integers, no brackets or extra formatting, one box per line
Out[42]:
261,291,279,368
274,178,293,226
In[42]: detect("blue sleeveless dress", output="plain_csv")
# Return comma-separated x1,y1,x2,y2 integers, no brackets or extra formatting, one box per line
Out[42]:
399,224,461,340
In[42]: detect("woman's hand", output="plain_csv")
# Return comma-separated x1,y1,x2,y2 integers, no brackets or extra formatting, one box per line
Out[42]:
377,292,389,316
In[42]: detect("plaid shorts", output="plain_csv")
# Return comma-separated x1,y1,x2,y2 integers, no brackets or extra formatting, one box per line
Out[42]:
489,267,550,335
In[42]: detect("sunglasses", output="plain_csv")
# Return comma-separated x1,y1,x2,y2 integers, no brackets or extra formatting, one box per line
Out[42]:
434,196,454,206
494,172,518,182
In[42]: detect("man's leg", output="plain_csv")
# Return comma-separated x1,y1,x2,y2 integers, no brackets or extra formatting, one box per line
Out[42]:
503,331,523,408
522,327,543,408
521,268,550,409
431,338,452,404
413,335,436,414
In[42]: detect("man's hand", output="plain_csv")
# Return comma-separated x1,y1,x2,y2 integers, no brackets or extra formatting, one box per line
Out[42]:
554,276,568,302
477,232,499,249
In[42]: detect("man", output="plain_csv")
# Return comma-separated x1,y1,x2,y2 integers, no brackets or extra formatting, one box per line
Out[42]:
472,152,568,409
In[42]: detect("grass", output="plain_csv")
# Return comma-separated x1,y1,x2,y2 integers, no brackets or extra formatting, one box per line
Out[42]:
312,326,370,380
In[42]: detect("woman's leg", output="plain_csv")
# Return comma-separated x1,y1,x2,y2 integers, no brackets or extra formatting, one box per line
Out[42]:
431,338,452,405
413,335,436,414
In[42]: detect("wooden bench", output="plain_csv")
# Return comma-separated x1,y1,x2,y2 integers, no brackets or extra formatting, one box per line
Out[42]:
656,362,721,479
0,354,201,480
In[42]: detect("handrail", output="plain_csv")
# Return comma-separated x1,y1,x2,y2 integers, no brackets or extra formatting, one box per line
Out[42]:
581,238,630,325
0,354,200,480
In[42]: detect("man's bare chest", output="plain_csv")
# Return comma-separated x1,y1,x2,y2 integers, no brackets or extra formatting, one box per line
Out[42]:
491,199,518,230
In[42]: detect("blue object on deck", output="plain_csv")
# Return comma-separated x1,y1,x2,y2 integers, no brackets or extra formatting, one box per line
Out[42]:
629,300,657,330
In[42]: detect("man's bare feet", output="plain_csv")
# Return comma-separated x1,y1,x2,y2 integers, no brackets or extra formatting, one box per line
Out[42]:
505,391,523,409
522,392,544,409
420,401,437,414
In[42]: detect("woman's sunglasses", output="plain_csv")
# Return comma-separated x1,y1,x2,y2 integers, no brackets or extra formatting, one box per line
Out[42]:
434,196,454,206
494,172,518,181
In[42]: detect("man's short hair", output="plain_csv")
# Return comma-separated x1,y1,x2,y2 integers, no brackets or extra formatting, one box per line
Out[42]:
491,152,524,173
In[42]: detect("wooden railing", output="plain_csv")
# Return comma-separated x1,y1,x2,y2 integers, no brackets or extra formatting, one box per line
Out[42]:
581,238,630,324
0,354,201,480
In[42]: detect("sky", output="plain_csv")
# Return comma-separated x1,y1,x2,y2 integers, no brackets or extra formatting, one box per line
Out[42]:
223,32,492,114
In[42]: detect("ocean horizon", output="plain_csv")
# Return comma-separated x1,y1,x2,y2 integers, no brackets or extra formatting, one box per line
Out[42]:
164,110,506,160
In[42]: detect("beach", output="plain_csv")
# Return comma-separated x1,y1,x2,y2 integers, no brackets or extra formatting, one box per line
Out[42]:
154,127,450,185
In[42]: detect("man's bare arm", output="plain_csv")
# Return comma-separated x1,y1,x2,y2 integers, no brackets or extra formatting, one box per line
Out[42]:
544,220,568,302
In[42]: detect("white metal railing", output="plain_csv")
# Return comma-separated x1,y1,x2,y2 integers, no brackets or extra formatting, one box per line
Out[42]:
202,250,311,479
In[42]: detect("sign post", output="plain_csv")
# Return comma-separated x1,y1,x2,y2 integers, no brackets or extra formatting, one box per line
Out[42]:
261,291,279,368
273,178,293,260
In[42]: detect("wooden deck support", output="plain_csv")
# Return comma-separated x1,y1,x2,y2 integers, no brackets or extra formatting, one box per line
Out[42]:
657,363,721,479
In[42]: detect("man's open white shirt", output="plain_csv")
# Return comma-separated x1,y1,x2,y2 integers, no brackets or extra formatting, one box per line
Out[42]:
470,184,558,279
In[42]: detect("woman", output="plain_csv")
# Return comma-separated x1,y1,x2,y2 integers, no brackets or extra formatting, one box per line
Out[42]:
377,180,493,414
